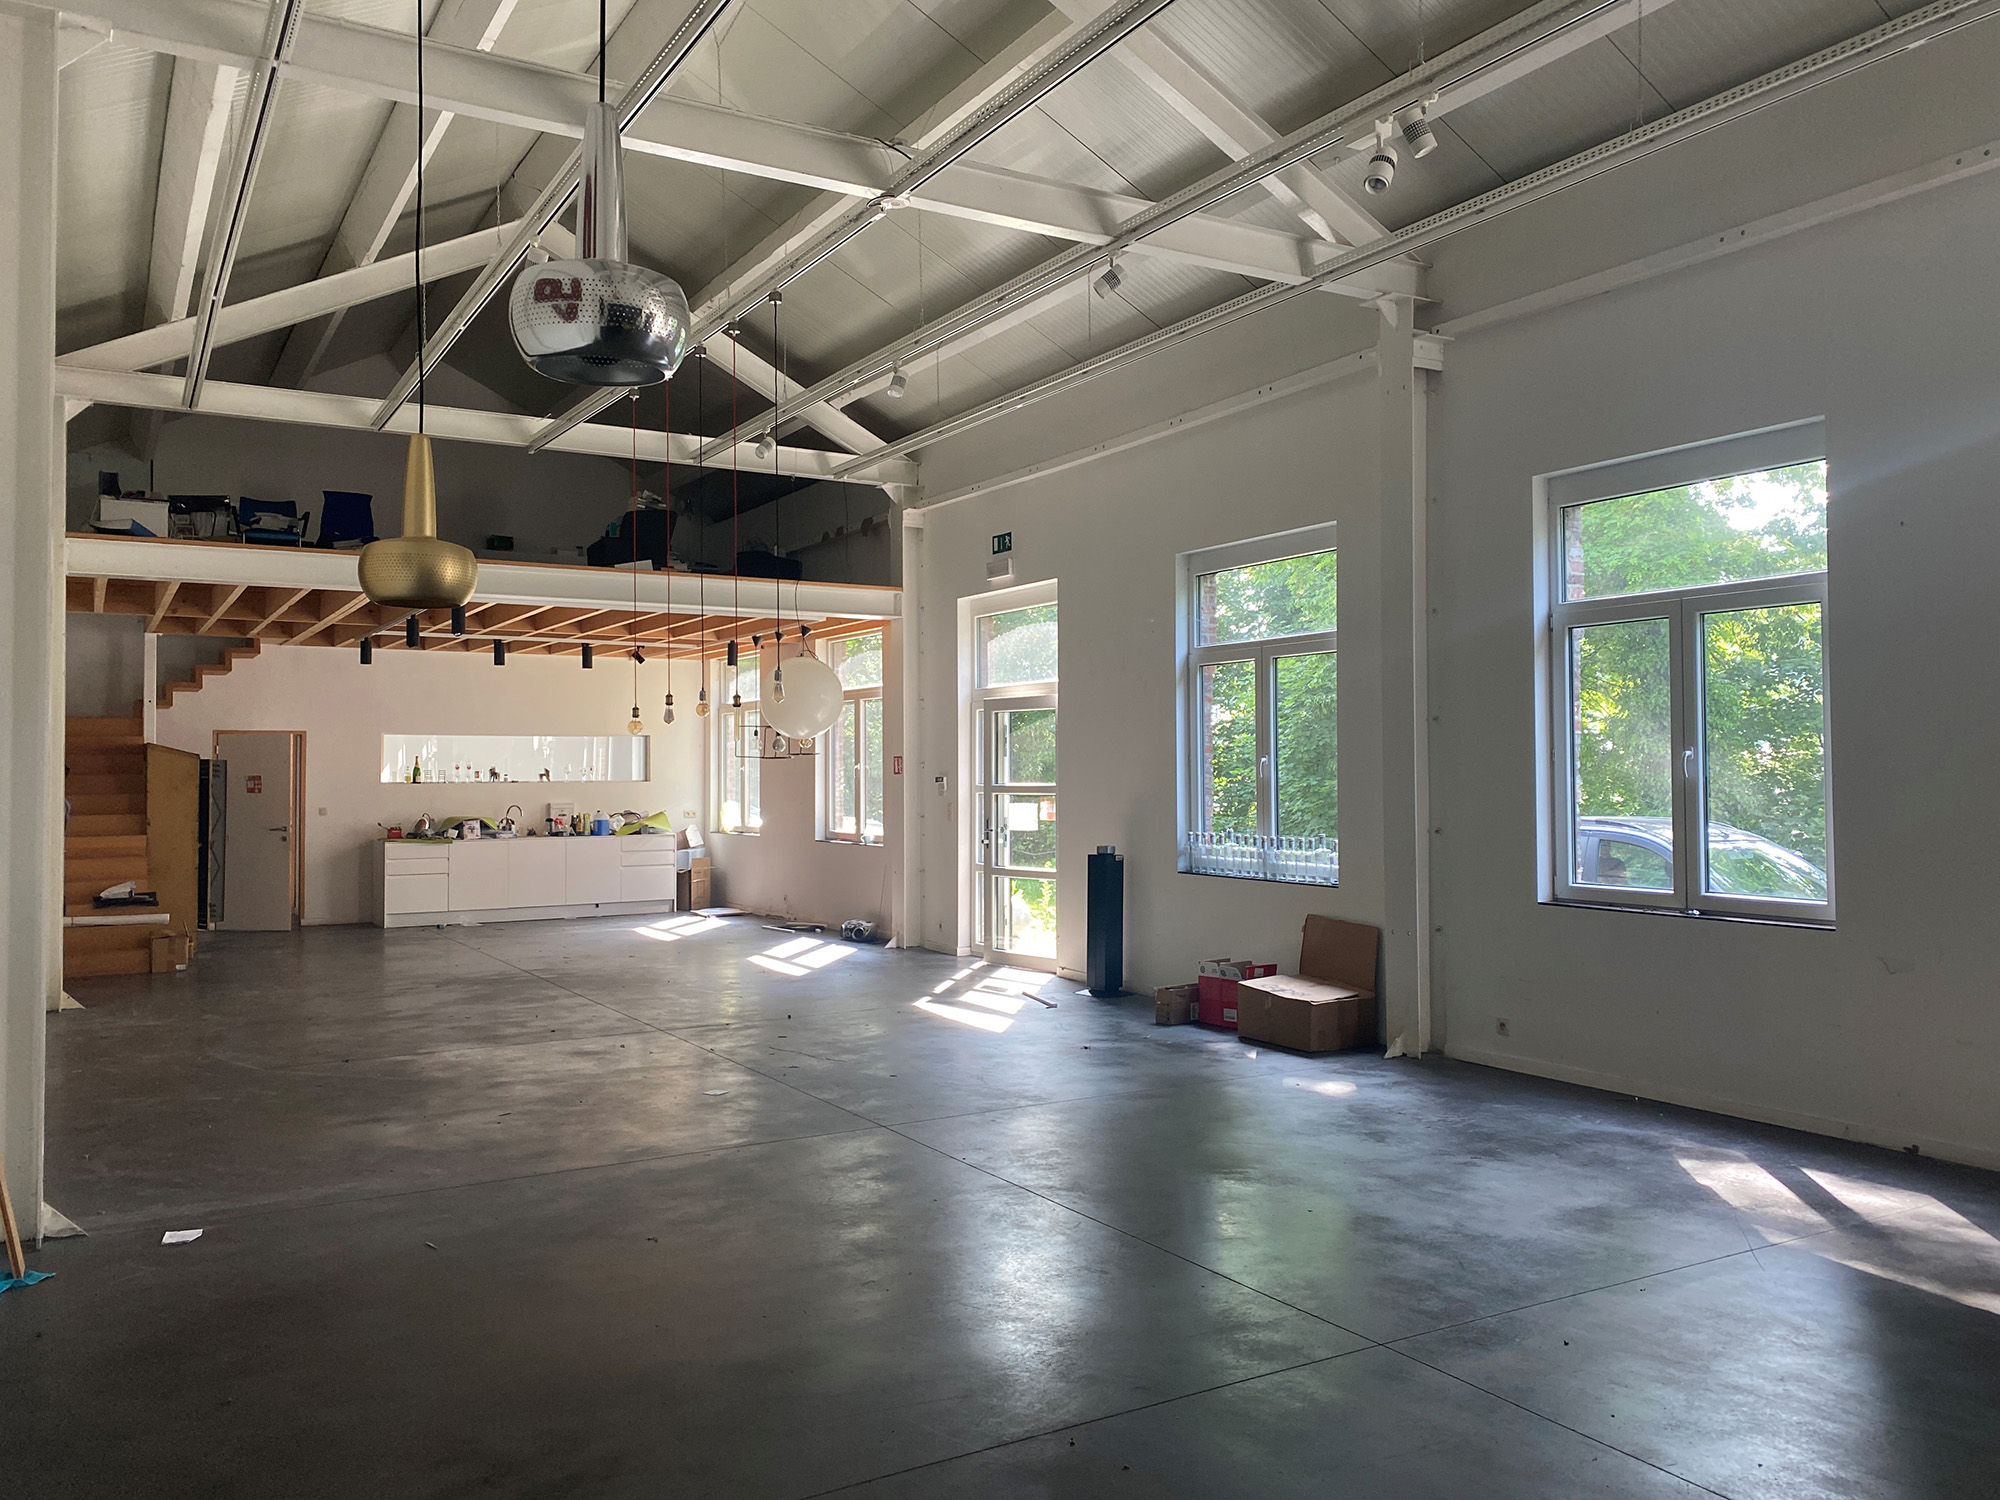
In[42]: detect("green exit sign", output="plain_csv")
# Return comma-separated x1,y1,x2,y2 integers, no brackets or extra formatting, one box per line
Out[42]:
991,532,1012,555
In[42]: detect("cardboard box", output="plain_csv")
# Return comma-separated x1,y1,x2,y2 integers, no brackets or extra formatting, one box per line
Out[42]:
1154,983,1197,1026
1234,916,1379,1054
677,864,711,910
149,931,193,973
1195,962,1276,1029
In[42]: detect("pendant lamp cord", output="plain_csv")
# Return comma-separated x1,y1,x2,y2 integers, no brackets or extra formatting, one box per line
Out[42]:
631,395,641,712
731,333,741,707
771,293,783,648
414,0,425,435
599,0,607,103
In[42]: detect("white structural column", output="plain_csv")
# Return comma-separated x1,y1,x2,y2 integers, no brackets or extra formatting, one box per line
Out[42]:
894,504,926,950
1373,303,1430,1056
0,8,62,1243
270,0,520,388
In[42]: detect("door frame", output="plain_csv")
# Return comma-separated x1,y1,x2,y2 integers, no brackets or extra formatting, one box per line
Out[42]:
957,578,1058,966
212,729,306,928
973,691,1059,969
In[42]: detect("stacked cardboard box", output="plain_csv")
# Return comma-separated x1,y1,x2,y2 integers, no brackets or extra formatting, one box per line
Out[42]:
1234,916,1379,1053
1195,959,1277,1029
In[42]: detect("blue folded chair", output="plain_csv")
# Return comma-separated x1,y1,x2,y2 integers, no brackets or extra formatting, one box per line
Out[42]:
318,491,376,548
240,498,309,547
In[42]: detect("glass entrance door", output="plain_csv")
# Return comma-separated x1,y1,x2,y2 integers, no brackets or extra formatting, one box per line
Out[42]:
976,696,1057,965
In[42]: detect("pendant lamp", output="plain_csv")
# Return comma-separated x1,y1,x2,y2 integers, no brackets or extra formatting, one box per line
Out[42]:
359,434,477,609
507,5,690,386
357,6,476,613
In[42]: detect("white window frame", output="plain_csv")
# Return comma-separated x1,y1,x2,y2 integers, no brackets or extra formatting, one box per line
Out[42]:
1542,421,1833,924
821,629,885,845
713,654,761,835
1179,523,1338,886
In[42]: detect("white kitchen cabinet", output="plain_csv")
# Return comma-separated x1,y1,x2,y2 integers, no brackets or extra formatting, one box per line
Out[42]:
506,837,568,908
564,839,621,905
372,837,675,927
448,842,510,911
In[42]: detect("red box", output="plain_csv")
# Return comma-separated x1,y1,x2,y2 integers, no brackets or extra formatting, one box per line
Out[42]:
1195,964,1276,1029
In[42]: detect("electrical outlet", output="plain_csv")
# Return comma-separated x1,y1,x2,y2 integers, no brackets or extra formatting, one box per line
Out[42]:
1495,1018,1511,1037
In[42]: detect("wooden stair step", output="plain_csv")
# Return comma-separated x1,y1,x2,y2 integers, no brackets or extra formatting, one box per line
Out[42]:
68,792,146,815
67,815,147,838
66,833,149,858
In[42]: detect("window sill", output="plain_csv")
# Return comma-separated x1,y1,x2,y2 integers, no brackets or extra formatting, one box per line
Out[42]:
1543,897,1832,931
818,838,885,848
1180,868,1337,890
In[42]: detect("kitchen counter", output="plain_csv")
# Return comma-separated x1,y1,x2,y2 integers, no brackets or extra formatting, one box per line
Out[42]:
372,835,677,927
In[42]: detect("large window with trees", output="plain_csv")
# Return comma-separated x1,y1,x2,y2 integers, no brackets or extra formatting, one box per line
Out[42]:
1182,527,1337,885
1548,425,1830,921
823,630,885,844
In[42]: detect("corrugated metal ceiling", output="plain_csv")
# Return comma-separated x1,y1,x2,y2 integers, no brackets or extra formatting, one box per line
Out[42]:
53,0,1919,466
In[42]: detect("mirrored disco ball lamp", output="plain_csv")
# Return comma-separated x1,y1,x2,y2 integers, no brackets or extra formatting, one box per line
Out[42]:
508,103,691,386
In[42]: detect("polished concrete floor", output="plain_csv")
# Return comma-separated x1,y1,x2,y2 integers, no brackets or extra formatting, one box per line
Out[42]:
8,916,2000,1498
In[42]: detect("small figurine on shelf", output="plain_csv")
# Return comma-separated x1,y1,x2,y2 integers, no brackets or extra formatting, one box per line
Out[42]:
488,766,501,782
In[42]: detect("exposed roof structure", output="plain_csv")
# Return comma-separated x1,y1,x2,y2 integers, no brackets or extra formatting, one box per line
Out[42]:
47,0,1932,504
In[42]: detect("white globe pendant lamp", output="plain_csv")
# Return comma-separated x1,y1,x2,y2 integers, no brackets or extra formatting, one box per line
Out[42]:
763,651,842,740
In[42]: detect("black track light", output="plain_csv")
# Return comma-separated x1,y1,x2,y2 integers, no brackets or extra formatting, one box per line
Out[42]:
631,648,645,664
451,604,466,635
726,639,739,667
406,614,420,649
582,643,594,668
493,639,506,665
359,636,373,665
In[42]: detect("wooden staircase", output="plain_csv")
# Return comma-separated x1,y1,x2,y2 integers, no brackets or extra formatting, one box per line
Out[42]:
64,715,156,978
158,640,260,708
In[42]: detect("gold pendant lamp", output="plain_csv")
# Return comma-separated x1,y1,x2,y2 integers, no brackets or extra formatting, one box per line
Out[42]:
357,2,475,615
359,434,476,609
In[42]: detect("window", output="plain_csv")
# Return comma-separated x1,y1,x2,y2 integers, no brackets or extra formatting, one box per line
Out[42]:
715,656,761,834
823,630,885,844
976,603,1057,688
1548,427,1830,921
1181,529,1337,885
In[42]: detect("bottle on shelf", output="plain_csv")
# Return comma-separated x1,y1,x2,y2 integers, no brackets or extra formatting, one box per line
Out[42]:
411,760,422,783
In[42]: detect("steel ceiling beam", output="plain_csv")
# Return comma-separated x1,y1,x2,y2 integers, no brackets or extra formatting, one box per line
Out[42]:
180,0,308,409
681,0,1709,465
366,0,746,431
54,366,919,486
270,0,523,389
836,0,2000,483
61,221,523,374
526,0,1188,451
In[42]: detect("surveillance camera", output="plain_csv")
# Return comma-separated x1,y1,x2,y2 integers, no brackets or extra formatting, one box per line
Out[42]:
1364,143,1397,195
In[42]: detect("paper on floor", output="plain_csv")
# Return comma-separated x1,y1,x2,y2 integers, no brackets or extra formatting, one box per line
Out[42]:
160,1229,203,1245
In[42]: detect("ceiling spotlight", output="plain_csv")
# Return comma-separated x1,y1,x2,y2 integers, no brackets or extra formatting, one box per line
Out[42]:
1364,141,1398,195
1402,94,1439,159
1093,260,1122,298
754,431,776,460
885,366,909,399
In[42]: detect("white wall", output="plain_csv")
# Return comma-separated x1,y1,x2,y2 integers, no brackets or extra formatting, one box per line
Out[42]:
907,296,1397,988
65,613,144,717
901,25,2000,1166
157,643,703,926
1424,163,2000,1168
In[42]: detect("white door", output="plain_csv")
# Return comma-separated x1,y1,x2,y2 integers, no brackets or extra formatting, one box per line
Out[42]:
217,731,296,930
975,695,1058,967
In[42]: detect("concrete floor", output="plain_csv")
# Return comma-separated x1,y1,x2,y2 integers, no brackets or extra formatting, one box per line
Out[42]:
7,916,2000,1498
